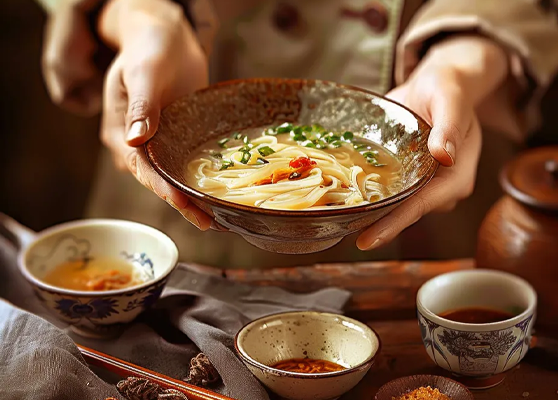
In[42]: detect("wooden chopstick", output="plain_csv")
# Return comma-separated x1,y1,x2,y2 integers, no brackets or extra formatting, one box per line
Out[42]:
77,344,235,400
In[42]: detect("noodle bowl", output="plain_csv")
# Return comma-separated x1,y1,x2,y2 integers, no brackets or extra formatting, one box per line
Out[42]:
186,123,401,210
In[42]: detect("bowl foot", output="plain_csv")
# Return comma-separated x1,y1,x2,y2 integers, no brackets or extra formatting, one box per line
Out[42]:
69,323,125,339
242,235,342,254
451,373,505,390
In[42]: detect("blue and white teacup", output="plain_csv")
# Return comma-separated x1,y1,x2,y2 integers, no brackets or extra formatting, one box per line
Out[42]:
5,216,178,338
416,269,537,389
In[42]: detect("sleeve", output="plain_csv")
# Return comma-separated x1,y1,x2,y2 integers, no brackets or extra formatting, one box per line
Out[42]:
395,0,558,132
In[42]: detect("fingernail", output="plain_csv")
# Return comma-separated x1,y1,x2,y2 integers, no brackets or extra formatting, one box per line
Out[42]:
127,120,147,142
444,140,456,165
166,199,201,229
362,238,382,251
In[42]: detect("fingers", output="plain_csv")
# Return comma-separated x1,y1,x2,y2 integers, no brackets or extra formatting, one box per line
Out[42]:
427,90,473,167
356,115,481,251
135,151,213,231
42,4,102,116
101,58,212,231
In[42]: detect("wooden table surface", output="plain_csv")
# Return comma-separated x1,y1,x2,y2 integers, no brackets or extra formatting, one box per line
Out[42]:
188,259,558,400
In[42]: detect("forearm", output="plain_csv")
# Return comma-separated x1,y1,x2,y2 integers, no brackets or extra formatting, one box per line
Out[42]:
413,35,510,107
98,0,187,50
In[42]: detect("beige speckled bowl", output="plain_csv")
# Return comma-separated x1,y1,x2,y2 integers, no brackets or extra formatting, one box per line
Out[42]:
235,311,381,400
146,78,437,254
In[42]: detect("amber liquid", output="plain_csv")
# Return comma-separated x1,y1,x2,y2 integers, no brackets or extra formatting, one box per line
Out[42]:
439,307,515,323
43,257,145,291
270,358,345,373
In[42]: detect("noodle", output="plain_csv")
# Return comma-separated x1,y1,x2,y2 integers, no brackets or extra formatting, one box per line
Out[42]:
186,124,401,210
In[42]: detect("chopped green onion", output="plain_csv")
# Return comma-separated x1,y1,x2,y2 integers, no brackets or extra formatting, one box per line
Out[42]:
256,158,269,165
258,146,275,157
330,141,343,148
217,138,229,148
232,132,243,140
276,123,293,134
342,131,354,141
240,151,252,164
219,160,234,170
292,132,307,141
209,151,222,159
242,136,250,144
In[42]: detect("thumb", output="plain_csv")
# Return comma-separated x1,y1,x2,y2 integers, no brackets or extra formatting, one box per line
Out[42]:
123,69,162,147
428,92,471,167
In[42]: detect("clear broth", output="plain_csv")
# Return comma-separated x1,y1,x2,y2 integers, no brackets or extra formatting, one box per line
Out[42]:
43,256,147,291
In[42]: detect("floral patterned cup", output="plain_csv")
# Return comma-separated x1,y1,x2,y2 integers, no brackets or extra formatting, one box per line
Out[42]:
416,269,537,389
12,218,178,338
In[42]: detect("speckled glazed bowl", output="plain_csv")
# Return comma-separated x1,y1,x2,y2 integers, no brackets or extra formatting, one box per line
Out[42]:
375,375,474,400
146,78,437,254
235,311,381,400
10,217,178,338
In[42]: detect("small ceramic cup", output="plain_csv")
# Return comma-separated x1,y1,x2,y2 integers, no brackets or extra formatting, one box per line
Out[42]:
235,311,381,400
416,269,537,389
5,216,178,338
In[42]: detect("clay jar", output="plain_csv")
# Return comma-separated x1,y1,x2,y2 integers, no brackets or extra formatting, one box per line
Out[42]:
477,146,558,333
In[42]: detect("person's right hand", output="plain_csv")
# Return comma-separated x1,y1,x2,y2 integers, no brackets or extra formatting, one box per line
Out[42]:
99,0,213,230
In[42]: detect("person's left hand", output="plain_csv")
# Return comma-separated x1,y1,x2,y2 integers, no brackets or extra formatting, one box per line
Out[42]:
356,35,509,250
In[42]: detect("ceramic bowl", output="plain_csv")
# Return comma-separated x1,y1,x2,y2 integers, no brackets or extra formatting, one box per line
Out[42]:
375,375,473,400
416,269,537,389
17,219,178,338
234,311,381,400
146,78,437,254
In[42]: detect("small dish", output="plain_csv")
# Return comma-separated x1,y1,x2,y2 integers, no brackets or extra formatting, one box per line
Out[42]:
11,217,178,338
234,310,381,400
146,78,437,254
375,375,473,400
416,269,537,389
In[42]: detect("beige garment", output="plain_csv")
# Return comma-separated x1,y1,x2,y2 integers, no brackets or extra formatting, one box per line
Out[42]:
85,0,558,268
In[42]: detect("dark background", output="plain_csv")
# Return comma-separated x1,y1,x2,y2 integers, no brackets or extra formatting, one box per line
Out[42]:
1,0,556,233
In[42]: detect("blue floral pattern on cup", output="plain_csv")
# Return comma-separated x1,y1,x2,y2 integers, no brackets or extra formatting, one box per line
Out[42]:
417,311,533,377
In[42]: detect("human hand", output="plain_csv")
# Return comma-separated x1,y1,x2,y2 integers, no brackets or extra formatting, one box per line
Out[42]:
356,35,509,250
99,0,213,230
42,0,105,116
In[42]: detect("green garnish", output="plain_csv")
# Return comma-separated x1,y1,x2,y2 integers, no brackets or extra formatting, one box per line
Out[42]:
276,123,293,134
220,124,386,168
239,151,252,164
258,146,275,157
209,151,222,159
342,131,354,141
219,160,234,170
217,138,229,148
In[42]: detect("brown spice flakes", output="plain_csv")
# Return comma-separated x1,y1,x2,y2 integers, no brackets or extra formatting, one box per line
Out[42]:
392,386,451,400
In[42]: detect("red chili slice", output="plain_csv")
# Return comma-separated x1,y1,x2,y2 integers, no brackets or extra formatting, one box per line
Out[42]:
289,157,317,169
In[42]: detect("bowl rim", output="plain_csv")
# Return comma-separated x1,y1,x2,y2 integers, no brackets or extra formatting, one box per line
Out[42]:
374,374,474,400
416,269,537,331
234,310,382,379
17,219,179,297
146,77,438,218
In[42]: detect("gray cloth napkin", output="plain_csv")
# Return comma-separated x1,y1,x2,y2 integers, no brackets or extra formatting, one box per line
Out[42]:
0,236,351,400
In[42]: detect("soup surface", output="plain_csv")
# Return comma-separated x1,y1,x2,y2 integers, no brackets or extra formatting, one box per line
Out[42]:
43,256,149,291
186,123,401,210
439,307,515,324
270,358,346,373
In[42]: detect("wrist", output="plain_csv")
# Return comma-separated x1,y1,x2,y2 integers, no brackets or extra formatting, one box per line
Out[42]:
99,0,189,49
416,35,509,105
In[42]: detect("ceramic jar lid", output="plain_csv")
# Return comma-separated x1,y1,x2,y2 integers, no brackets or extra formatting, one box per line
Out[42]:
501,146,558,211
